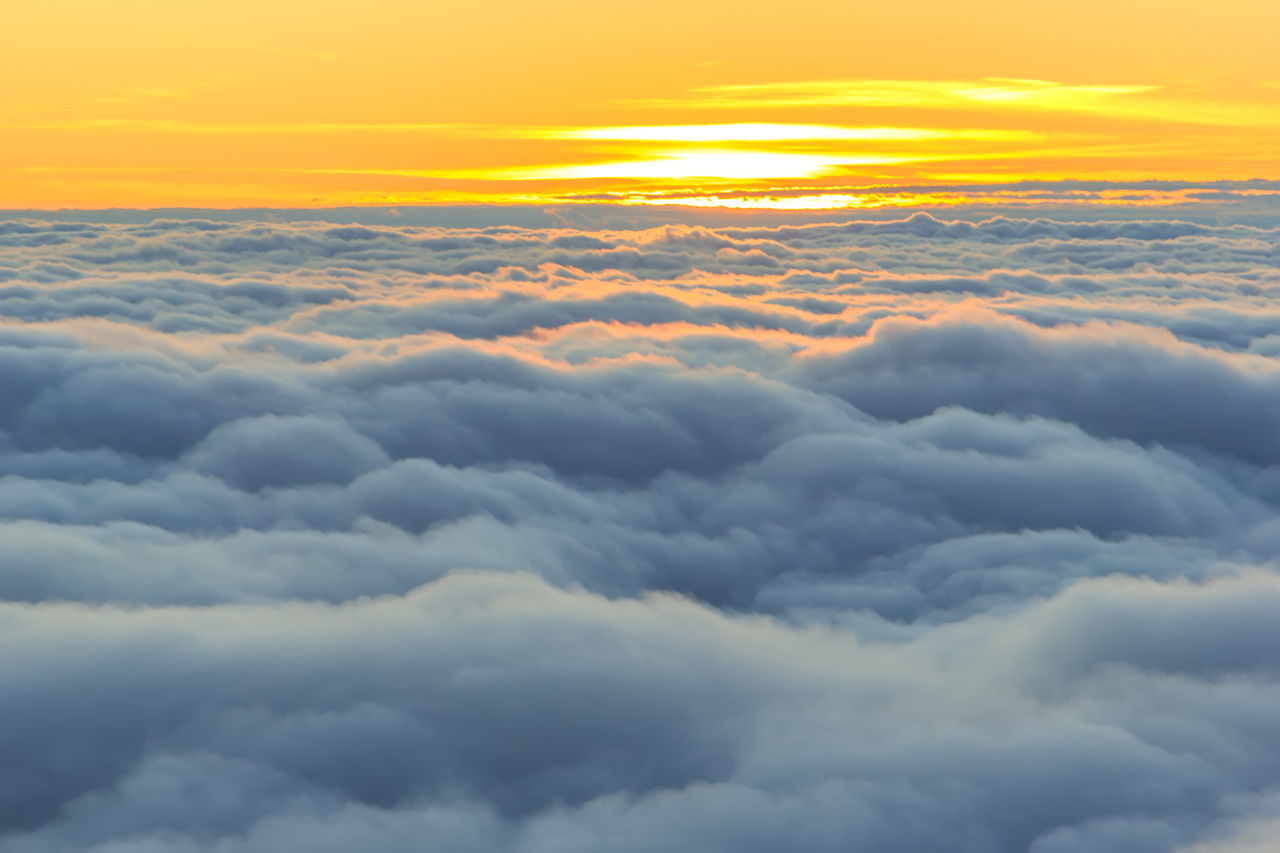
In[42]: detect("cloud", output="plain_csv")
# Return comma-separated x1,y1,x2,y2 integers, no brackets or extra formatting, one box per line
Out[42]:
2,203,1280,850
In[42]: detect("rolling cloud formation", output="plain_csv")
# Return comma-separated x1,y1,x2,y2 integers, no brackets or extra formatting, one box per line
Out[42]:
3,207,1280,851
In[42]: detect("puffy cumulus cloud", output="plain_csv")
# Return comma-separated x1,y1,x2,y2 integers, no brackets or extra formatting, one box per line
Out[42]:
1,204,1280,851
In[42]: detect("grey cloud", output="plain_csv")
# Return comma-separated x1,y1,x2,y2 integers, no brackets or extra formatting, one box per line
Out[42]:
185,415,392,491
3,202,1280,851
4,572,1280,852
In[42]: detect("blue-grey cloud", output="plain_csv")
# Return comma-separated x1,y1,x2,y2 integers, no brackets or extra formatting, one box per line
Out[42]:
2,202,1280,851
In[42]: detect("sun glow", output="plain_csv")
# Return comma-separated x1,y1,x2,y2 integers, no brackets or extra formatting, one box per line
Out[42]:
4,0,1279,208
472,151,884,181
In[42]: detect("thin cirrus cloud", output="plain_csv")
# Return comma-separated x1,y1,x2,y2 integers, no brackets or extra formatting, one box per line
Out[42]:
0,119,480,134
451,151,911,181
645,77,1280,127
3,74,1278,208
668,78,1157,110
534,123,1046,143
0,120,1041,143
4,121,1049,183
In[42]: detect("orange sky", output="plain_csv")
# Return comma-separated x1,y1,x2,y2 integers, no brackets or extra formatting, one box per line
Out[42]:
5,0,1280,209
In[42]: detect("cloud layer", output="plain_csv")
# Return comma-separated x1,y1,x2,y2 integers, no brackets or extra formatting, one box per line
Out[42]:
3,207,1280,851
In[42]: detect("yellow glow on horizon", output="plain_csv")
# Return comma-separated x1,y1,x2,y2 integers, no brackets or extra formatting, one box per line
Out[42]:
630,194,877,210
617,187,1280,211
4,0,1279,208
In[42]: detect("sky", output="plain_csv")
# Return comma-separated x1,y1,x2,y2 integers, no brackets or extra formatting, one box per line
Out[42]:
5,0,1280,208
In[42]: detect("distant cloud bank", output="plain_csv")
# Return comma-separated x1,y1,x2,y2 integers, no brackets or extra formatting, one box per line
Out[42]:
3,205,1280,851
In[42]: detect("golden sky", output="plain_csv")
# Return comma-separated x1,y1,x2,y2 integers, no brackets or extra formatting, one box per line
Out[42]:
5,0,1280,209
